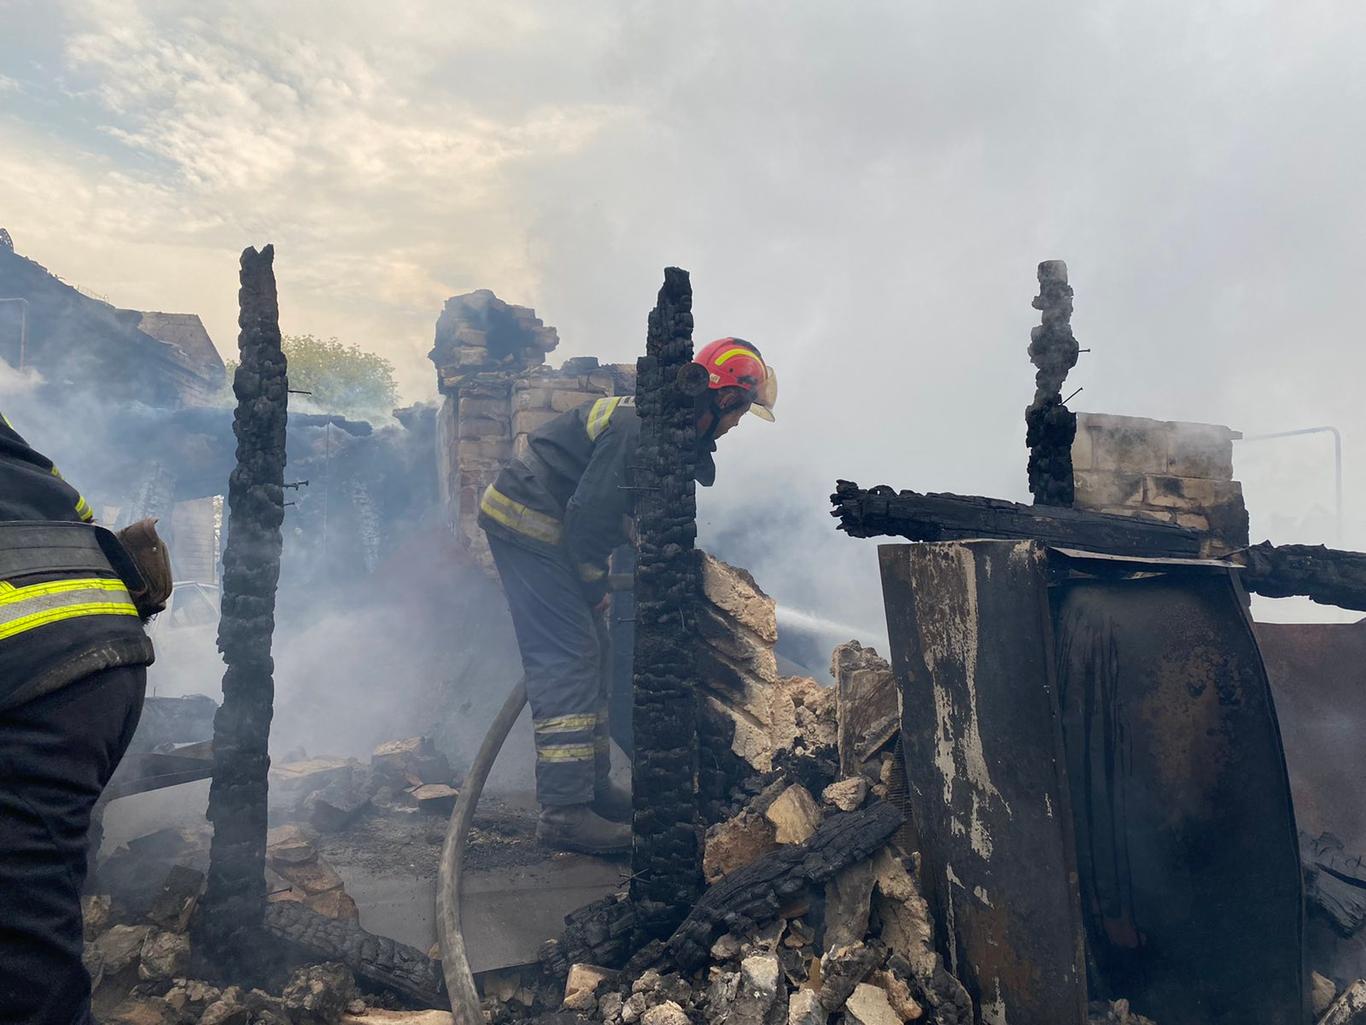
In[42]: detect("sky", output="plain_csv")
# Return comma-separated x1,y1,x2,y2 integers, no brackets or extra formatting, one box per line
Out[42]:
3,0,1365,629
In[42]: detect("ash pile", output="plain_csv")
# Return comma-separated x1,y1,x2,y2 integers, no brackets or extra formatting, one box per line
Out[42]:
491,556,1154,1025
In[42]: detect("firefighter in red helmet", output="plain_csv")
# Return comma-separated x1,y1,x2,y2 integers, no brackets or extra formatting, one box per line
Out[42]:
479,339,776,854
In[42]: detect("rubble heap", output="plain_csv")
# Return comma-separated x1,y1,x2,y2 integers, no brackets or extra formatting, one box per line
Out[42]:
630,266,704,946
201,244,290,974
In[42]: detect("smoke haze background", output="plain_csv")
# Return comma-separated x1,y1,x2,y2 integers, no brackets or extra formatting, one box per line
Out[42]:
3,0,1364,652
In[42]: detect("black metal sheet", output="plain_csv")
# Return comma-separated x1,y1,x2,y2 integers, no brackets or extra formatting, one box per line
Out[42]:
1054,571,1304,1025
880,540,1088,1025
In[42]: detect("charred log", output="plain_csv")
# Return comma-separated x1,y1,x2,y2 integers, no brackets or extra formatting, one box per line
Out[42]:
1303,832,1366,937
199,245,288,975
640,802,903,975
630,267,703,946
264,902,444,1004
831,481,1203,558
1240,541,1366,612
1026,260,1080,506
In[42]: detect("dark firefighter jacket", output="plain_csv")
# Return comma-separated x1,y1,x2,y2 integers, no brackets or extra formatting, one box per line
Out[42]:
478,395,717,603
0,412,153,710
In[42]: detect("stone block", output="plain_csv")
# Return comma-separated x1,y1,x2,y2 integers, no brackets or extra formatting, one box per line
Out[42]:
1142,474,1244,511
588,371,619,393
457,415,509,441
1313,972,1338,1017
642,1002,690,1025
1166,422,1236,479
513,387,552,412
1071,423,1095,471
1175,512,1210,531
704,810,778,883
564,963,613,1009
832,642,899,775
1080,412,1171,475
844,983,901,1025
1095,504,1175,524
459,396,510,420
1319,980,1366,1025
138,930,191,981
512,409,559,435
551,389,601,412
456,346,489,367
788,989,825,1025
1072,470,1144,509
823,778,869,812
823,859,875,951
513,434,531,460
372,736,452,784
764,784,822,844
700,552,778,645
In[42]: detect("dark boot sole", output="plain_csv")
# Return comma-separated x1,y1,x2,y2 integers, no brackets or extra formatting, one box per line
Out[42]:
535,826,631,856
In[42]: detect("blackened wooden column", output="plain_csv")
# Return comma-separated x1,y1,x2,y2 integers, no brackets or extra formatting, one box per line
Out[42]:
199,245,289,973
630,267,703,945
1025,260,1080,506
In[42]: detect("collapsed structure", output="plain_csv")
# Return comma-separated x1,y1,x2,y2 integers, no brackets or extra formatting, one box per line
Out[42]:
34,254,1366,1025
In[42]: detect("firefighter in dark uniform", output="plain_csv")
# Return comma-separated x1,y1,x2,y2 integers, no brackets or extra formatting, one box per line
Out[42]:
0,411,163,1024
479,339,776,854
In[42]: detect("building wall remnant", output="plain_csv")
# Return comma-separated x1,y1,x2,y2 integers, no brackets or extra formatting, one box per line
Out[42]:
695,552,835,792
428,289,634,570
1071,412,1249,556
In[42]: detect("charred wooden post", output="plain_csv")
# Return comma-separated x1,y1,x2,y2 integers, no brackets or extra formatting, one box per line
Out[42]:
630,267,703,946
1026,260,1080,506
199,245,288,973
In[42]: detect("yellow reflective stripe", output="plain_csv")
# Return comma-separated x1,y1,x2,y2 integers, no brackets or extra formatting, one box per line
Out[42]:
479,485,563,544
0,577,139,642
534,714,597,734
45,465,94,521
585,397,623,442
537,743,596,763
714,347,766,371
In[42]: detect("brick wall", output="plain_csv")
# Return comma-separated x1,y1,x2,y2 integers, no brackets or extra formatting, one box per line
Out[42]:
429,290,636,571
1071,412,1249,556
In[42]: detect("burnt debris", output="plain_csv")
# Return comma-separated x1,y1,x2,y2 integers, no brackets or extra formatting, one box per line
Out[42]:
830,480,1203,557
1026,260,1080,506
630,267,704,947
199,245,289,975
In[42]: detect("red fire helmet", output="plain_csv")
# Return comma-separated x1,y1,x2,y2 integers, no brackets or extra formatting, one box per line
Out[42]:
692,338,777,421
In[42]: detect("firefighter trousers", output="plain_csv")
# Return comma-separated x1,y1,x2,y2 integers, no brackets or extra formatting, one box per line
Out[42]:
0,664,146,1025
487,534,611,806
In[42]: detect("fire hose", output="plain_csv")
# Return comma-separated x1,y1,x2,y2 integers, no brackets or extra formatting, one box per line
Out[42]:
436,678,528,1023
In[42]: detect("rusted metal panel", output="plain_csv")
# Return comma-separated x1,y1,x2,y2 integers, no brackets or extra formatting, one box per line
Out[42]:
1055,569,1304,1025
880,540,1088,1025
1256,619,1366,852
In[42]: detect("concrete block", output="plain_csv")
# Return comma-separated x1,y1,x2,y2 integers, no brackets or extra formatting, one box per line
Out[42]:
1175,512,1210,531
1073,470,1144,509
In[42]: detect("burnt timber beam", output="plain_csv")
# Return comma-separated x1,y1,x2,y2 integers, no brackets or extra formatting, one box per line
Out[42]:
199,245,288,975
1239,541,1366,612
832,482,1366,610
630,267,703,946
831,480,1203,558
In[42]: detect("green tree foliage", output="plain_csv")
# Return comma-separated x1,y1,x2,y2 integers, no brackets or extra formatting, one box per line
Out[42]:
222,334,398,421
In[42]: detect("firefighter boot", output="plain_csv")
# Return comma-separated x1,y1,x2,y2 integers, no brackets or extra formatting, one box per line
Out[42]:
592,780,632,823
537,804,631,855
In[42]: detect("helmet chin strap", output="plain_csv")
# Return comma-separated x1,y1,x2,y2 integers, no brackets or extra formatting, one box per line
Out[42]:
695,394,725,448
